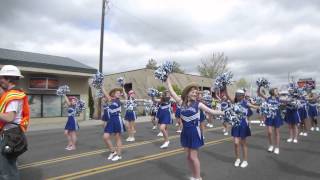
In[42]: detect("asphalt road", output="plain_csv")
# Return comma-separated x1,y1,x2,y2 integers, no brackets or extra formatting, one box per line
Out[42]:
19,119,320,180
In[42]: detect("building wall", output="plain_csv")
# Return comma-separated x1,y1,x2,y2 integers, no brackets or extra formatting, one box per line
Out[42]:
19,72,90,121
103,68,214,99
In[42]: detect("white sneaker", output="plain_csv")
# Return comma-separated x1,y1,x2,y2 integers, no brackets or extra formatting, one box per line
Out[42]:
262,123,266,127
274,148,280,155
224,131,229,136
128,137,135,142
152,126,157,130
157,132,163,137
234,159,241,167
287,138,293,143
293,139,298,143
299,132,304,136
160,141,170,149
206,124,211,128
222,128,226,133
259,123,263,126
176,130,182,133
240,161,248,168
303,133,308,137
311,127,315,131
316,127,320,131
209,124,214,128
107,152,117,160
126,137,131,142
111,155,122,161
268,145,274,152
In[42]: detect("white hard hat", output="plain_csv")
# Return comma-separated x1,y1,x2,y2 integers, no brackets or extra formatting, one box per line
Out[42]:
236,89,245,94
0,65,24,78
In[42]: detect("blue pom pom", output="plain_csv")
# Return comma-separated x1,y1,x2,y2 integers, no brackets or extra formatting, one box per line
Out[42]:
56,85,70,96
259,102,278,118
214,72,233,89
256,78,270,89
221,102,243,127
91,71,104,89
75,99,86,115
95,89,105,99
154,61,174,82
116,77,125,87
125,98,137,111
147,88,160,97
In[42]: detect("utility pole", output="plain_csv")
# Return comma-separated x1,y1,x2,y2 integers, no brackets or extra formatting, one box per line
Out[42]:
97,0,108,119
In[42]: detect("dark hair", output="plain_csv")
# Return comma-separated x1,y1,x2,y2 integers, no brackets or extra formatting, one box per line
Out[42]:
269,88,277,97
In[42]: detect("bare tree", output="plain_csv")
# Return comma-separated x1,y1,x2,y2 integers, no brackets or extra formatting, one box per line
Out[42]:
198,52,228,78
146,59,158,69
172,61,185,73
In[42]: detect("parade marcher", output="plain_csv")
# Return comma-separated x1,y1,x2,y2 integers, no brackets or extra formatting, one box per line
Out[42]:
284,87,300,143
124,90,137,142
298,95,309,136
167,75,223,180
153,90,172,149
225,88,259,168
102,87,126,161
150,100,159,130
258,87,283,154
175,101,182,133
63,95,79,151
0,65,30,180
307,92,319,131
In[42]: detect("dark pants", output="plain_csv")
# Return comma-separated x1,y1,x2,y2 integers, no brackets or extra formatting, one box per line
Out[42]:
0,137,20,180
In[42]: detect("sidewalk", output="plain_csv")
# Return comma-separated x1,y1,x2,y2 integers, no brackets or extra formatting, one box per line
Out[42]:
28,116,152,132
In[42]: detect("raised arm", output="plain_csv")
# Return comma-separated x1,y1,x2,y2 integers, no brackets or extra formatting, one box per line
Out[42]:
224,86,234,103
122,87,128,100
257,86,268,100
166,76,182,105
63,95,71,106
199,102,224,116
102,87,112,102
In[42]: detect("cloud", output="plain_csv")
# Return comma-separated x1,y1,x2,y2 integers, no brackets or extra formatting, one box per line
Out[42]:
0,0,319,87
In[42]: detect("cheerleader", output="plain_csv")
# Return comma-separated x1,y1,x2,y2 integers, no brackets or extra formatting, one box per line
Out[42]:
284,87,300,143
63,95,79,151
298,95,308,136
166,76,223,180
307,92,319,131
257,87,283,154
102,87,126,161
197,92,207,133
175,102,183,133
124,90,137,142
152,90,172,148
225,88,259,168
219,95,230,136
150,101,159,130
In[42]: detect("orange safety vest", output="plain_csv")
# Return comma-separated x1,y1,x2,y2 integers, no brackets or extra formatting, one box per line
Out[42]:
0,89,30,132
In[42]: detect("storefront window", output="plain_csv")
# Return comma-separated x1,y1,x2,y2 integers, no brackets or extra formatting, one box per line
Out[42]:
43,95,62,117
28,95,41,118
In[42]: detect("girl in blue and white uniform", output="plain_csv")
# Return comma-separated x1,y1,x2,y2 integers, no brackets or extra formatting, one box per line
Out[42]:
298,96,309,136
225,88,259,168
258,87,283,154
150,101,159,130
167,75,224,180
63,95,79,151
307,92,319,131
124,90,137,142
153,90,172,149
102,87,126,162
284,88,300,143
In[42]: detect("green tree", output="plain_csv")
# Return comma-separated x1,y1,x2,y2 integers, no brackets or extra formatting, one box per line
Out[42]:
172,84,182,95
157,85,167,93
198,52,228,78
172,61,185,73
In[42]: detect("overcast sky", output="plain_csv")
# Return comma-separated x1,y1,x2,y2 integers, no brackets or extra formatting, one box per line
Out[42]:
0,0,319,87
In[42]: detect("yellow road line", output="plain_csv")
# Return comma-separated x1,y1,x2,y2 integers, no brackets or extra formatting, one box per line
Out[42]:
19,127,223,169
46,137,233,180
47,130,264,180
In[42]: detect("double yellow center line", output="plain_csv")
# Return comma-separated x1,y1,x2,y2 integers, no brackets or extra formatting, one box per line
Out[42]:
46,136,235,180
19,127,223,170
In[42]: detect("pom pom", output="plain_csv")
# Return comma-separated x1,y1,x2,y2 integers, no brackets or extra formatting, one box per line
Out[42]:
154,61,173,82
256,78,270,89
259,102,278,118
221,102,244,127
116,77,125,87
95,88,105,99
75,99,86,115
91,71,104,89
214,72,233,89
56,85,70,96
125,98,137,111
147,88,160,97
250,96,264,105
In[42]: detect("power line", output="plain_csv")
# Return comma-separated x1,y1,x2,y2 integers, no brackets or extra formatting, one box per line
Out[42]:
108,2,199,50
